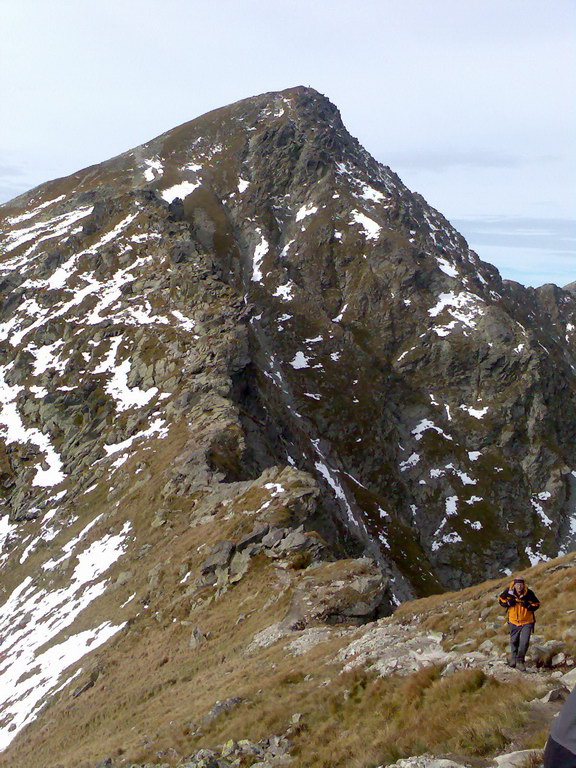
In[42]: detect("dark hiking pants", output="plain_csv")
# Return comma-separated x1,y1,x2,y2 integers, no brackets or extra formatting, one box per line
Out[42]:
508,622,533,662
544,736,576,768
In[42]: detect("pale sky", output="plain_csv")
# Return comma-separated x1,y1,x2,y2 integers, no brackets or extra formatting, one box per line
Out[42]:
1,0,574,287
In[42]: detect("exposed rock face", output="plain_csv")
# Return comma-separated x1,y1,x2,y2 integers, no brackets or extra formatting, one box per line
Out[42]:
0,86,575,762
1,87,575,595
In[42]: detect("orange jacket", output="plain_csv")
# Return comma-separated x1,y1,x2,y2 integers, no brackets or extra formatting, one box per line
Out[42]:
498,581,540,626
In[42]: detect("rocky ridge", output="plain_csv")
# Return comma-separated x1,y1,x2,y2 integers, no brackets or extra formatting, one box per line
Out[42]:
1,87,575,598
0,86,575,765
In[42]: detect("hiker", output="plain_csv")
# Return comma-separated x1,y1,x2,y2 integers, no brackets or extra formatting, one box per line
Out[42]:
498,577,540,671
544,685,576,767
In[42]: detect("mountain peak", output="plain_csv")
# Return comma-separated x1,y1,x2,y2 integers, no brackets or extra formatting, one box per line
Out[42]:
0,87,575,762
224,84,341,121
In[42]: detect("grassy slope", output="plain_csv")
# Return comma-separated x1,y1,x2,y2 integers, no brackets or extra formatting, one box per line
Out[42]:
3,490,573,768
394,550,576,656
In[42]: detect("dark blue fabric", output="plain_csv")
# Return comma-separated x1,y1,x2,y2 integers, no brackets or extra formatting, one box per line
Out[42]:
551,685,576,755
544,735,576,767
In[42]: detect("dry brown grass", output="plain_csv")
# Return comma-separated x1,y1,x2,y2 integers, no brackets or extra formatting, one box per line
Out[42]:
270,664,535,767
394,551,576,658
1,526,541,768
1,430,571,768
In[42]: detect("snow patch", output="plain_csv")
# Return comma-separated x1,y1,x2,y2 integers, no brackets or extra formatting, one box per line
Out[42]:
28,340,66,376
351,210,381,241
0,522,130,748
251,231,269,282
143,157,163,182
295,204,318,222
399,453,420,471
397,347,415,363
525,546,550,567
105,358,158,412
170,309,196,332
289,352,310,370
359,184,385,203
3,206,94,254
412,419,453,442
531,497,552,526
272,282,295,301
436,257,458,278
460,405,489,419
332,304,348,323
6,196,66,225
0,514,16,551
103,417,168,457
428,291,484,336
279,239,295,258
160,180,200,203
445,496,458,515
431,532,462,551
0,363,66,488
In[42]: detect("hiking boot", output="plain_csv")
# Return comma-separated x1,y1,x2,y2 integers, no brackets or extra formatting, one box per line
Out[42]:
516,659,526,672
507,654,516,668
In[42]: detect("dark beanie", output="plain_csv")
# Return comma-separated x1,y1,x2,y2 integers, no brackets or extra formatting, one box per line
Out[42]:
513,578,525,584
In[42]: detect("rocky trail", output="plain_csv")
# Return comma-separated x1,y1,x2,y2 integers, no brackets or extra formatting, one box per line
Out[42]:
84,603,572,768
277,616,568,768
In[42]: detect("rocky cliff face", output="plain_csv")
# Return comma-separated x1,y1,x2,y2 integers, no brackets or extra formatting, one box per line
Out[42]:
0,86,575,763
2,86,576,589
